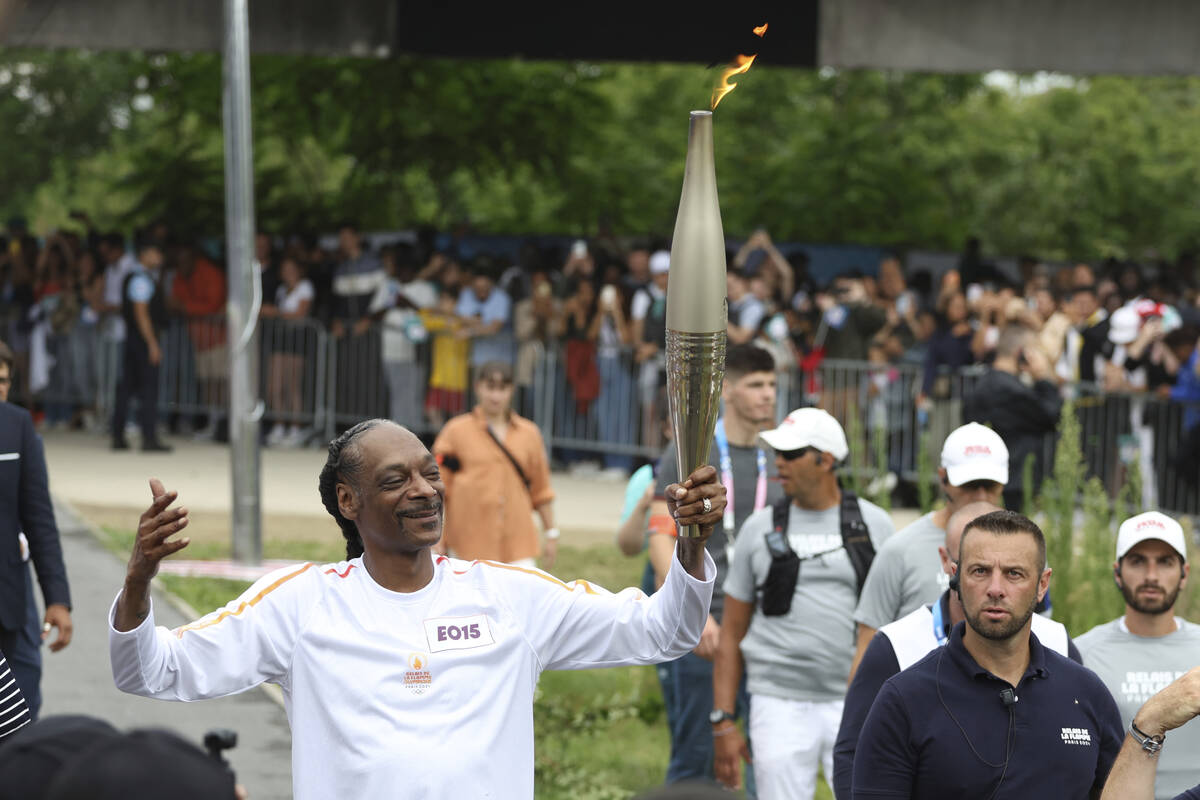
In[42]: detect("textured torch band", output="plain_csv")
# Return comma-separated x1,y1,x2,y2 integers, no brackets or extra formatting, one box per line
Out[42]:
666,329,727,539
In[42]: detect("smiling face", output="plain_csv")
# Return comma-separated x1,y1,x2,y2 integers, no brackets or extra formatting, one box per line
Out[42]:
1117,539,1187,615
336,425,445,556
957,528,1049,642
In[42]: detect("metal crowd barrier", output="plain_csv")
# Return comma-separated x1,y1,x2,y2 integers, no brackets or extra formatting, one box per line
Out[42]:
48,313,1200,516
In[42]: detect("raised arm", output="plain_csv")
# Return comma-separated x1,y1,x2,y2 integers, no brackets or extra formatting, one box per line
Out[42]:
1101,667,1200,800
114,479,191,632
111,480,308,701
515,466,723,671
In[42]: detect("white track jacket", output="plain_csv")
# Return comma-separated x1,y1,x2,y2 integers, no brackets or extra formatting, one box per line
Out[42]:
109,547,714,799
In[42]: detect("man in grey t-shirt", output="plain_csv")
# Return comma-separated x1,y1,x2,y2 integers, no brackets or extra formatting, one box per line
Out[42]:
1078,511,1200,800
848,422,1007,682
648,344,783,787
712,408,893,800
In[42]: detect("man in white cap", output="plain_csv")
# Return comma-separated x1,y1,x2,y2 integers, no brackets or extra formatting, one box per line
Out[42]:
847,422,1008,681
1077,511,1200,800
712,408,894,800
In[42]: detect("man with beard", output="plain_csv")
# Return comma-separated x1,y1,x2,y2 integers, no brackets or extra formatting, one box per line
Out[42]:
831,501,1080,800
108,420,723,800
1077,512,1200,800
852,510,1122,800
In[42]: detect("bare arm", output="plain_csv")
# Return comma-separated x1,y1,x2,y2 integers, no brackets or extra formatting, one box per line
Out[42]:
535,500,558,570
713,595,754,789
616,484,654,556
647,499,676,589
1102,666,1200,800
133,301,161,364
848,623,877,685
727,323,757,346
1099,736,1158,800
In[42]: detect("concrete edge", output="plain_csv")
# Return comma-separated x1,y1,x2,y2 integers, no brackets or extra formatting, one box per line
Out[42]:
53,494,288,712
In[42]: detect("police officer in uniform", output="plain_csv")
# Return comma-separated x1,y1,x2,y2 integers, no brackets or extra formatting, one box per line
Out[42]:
111,241,172,452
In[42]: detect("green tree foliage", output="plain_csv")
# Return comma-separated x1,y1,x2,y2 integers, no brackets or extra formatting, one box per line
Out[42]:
4,47,1200,260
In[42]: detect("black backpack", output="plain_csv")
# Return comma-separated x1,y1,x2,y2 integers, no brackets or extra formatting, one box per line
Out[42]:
759,490,876,616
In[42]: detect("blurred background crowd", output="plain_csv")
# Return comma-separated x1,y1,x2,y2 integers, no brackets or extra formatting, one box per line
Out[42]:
2,213,1198,506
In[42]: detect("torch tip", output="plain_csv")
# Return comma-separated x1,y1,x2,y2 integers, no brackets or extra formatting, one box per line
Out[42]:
690,110,714,118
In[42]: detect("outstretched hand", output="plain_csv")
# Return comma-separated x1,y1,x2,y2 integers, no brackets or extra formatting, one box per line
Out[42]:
127,478,191,585
115,479,189,632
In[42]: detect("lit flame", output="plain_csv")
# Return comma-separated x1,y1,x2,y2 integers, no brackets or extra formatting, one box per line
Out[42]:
711,53,757,110
710,22,768,110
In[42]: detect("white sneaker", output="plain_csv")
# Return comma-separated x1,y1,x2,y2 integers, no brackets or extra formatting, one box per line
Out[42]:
599,467,629,482
283,426,308,447
266,423,286,445
193,422,218,441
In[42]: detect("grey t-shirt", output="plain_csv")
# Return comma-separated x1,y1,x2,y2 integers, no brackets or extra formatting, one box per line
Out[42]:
724,497,895,702
655,440,783,623
1076,617,1200,800
853,511,947,631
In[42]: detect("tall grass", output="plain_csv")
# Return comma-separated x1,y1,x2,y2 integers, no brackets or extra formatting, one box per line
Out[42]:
1033,402,1197,637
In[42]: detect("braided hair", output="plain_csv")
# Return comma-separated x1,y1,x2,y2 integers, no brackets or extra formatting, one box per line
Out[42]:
319,419,392,560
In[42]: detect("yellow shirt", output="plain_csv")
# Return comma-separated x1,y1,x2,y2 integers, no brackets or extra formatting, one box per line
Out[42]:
421,310,470,392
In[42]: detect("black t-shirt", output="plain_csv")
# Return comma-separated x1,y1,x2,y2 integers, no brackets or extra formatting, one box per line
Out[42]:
654,438,783,622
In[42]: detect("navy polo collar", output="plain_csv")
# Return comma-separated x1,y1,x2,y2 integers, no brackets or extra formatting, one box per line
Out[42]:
944,621,1050,685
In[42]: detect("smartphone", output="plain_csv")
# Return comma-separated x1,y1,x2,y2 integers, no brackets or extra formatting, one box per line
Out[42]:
571,240,588,258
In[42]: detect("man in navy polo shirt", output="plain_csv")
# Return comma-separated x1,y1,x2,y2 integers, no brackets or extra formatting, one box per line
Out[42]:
832,501,1080,799
852,510,1122,800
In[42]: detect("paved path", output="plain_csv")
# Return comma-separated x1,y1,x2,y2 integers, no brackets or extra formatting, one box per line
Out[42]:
40,429,633,543
41,497,294,800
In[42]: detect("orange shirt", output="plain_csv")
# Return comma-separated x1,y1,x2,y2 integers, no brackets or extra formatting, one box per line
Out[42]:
432,408,555,563
172,257,227,349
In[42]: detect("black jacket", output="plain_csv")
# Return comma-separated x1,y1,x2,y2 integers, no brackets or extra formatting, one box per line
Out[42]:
962,369,1062,490
0,403,71,630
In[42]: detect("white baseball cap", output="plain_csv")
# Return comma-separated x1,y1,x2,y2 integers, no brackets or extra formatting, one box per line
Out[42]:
758,408,849,461
1108,305,1141,345
650,250,671,275
1117,511,1187,561
940,422,1009,486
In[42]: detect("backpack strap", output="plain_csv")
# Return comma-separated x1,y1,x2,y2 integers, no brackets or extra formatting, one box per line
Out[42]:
839,490,875,597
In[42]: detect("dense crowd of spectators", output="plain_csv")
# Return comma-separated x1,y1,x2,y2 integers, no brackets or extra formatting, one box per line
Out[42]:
2,214,1198,483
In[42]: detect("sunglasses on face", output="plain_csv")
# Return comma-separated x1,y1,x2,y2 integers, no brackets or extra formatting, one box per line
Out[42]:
777,447,815,461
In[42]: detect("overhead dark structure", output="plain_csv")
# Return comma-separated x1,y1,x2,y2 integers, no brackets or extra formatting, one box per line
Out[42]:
5,0,1200,76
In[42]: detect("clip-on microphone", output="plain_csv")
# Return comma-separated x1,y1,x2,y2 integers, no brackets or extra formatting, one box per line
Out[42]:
999,688,1018,708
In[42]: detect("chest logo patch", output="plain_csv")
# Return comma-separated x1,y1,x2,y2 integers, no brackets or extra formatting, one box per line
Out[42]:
403,652,432,695
1061,727,1092,746
424,614,496,653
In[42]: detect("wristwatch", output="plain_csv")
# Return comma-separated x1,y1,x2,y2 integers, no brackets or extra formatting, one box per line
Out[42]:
708,709,735,726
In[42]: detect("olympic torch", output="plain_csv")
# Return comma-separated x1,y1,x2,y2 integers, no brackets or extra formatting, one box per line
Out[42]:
666,110,727,538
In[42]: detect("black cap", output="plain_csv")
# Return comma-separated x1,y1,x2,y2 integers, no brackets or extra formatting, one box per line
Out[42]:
0,714,120,800
44,728,237,800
